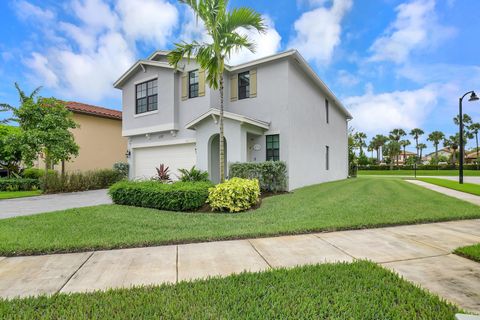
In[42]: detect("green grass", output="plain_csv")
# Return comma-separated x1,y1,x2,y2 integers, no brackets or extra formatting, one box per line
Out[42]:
1,177,480,256
359,169,480,176
0,190,42,200
0,261,459,319
417,178,480,196
455,243,480,262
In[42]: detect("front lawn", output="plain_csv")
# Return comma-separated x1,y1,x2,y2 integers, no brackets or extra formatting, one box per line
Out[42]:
455,243,480,262
417,178,480,196
0,261,459,319
0,190,42,200
0,177,479,256
359,169,480,176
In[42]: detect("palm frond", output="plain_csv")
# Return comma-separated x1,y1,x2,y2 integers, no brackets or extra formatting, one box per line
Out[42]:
0,103,15,112
14,82,27,104
167,41,204,68
225,7,266,34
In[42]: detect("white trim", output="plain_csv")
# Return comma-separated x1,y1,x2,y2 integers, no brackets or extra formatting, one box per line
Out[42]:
134,75,158,85
131,138,196,149
264,130,280,135
186,108,270,130
122,123,179,137
133,109,159,118
114,60,174,89
226,50,296,72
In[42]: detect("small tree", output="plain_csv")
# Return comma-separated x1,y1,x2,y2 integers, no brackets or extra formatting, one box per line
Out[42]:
354,132,367,156
418,143,427,161
384,140,401,170
468,123,480,169
0,125,23,177
427,131,445,165
399,139,411,165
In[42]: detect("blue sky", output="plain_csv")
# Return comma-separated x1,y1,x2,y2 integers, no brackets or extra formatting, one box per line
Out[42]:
1,0,479,152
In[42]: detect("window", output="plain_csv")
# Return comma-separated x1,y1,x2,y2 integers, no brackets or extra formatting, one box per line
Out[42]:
189,70,199,98
136,79,157,114
325,146,330,170
325,99,329,124
266,134,280,161
238,71,250,100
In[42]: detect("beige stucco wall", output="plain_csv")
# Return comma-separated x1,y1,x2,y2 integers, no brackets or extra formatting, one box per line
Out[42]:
36,112,127,172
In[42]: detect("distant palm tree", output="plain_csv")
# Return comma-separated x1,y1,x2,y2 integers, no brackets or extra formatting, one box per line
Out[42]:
444,135,461,165
0,82,42,124
168,0,265,182
367,141,375,161
409,128,424,160
371,134,388,163
399,139,411,166
354,132,367,156
468,122,480,169
427,131,445,165
384,140,401,170
389,128,406,166
418,143,427,161
453,114,472,126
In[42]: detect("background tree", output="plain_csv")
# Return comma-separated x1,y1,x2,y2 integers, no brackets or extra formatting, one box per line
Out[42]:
0,125,23,177
0,83,41,124
383,140,400,170
399,139,411,165
371,134,388,163
354,132,367,156
427,131,445,164
409,128,424,160
417,143,427,161
389,128,406,166
367,141,375,162
444,134,463,165
453,114,472,127
468,122,480,169
168,0,265,182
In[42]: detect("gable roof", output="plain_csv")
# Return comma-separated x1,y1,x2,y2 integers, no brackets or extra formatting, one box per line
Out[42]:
186,108,270,130
65,102,122,120
113,60,174,89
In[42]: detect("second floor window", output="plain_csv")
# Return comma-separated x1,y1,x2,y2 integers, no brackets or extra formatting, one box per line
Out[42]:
238,71,250,100
136,79,157,114
266,134,280,161
189,70,199,98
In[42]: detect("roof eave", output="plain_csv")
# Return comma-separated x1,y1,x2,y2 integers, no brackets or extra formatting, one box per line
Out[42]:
113,60,175,89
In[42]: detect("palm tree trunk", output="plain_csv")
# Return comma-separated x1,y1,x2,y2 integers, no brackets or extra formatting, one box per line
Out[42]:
403,147,406,166
219,74,225,182
476,133,479,170
435,143,439,169
44,153,49,191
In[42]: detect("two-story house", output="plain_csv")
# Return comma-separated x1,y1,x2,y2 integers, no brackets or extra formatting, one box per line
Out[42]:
114,49,352,190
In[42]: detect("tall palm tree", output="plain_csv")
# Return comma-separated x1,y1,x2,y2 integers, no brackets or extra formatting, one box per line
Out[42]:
418,143,427,161
453,114,472,127
384,140,400,170
399,139,410,165
468,122,480,169
354,132,367,156
389,128,406,166
0,83,42,124
168,0,265,182
367,141,375,161
372,134,388,163
409,128,424,159
427,131,445,164
444,134,462,165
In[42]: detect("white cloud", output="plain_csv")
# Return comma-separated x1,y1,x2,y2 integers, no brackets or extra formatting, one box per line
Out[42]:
336,69,359,87
71,0,118,31
288,0,352,66
345,86,438,135
227,15,282,65
25,52,59,87
369,0,456,63
116,0,178,46
179,7,211,43
13,0,55,22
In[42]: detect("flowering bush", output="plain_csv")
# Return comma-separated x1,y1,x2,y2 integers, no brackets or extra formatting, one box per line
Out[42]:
207,178,260,213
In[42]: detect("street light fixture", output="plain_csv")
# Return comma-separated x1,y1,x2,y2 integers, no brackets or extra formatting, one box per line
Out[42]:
458,91,479,184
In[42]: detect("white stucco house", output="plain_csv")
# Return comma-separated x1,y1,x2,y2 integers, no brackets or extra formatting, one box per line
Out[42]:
114,49,352,190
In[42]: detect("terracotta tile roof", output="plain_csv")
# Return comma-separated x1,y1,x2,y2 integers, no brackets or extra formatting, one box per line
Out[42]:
64,101,122,120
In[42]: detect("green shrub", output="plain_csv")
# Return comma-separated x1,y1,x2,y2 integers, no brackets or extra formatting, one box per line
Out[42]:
43,169,124,193
113,162,129,178
358,164,479,171
207,178,260,213
178,166,209,182
109,180,213,211
230,161,287,192
0,178,40,191
22,168,55,179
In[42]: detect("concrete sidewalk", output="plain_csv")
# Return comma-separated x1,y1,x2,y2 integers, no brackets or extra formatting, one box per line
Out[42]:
406,180,480,206
0,219,479,313
0,189,112,219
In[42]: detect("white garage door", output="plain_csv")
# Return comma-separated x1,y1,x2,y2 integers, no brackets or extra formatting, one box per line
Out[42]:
133,143,196,180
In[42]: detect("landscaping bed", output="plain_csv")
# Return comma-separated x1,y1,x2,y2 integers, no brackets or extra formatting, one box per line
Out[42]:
0,177,479,256
454,243,480,262
0,261,459,319
417,178,480,196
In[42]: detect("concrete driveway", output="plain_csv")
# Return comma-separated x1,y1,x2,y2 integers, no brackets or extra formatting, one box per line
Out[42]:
0,189,112,219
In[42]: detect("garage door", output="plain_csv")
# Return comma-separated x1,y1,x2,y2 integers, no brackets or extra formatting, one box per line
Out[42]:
133,143,196,180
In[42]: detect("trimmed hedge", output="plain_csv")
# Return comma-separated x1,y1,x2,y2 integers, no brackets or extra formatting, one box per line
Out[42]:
22,168,55,179
208,178,260,213
230,161,287,192
0,178,40,191
44,170,124,193
109,180,213,211
358,164,479,171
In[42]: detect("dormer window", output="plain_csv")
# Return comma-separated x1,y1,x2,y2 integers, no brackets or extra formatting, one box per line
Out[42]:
189,70,199,98
238,71,250,100
136,79,157,114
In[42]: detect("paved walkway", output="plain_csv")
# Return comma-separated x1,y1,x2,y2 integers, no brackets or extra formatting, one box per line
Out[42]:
0,189,112,219
407,180,480,206
0,219,479,313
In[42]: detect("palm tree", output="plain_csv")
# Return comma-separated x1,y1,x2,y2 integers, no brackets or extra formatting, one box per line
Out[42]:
409,128,424,160
384,140,400,170
372,134,388,163
468,122,480,169
0,83,42,124
354,132,367,156
453,114,472,127
399,140,410,166
168,0,265,182
444,134,462,165
418,143,427,161
427,131,445,165
367,141,375,162
389,128,406,166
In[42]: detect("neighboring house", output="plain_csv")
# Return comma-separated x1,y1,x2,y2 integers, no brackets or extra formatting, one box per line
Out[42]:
465,150,479,164
35,102,128,172
114,50,352,190
423,147,454,163
397,150,417,165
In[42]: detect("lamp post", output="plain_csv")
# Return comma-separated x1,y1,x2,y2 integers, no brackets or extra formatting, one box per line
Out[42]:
459,91,479,184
